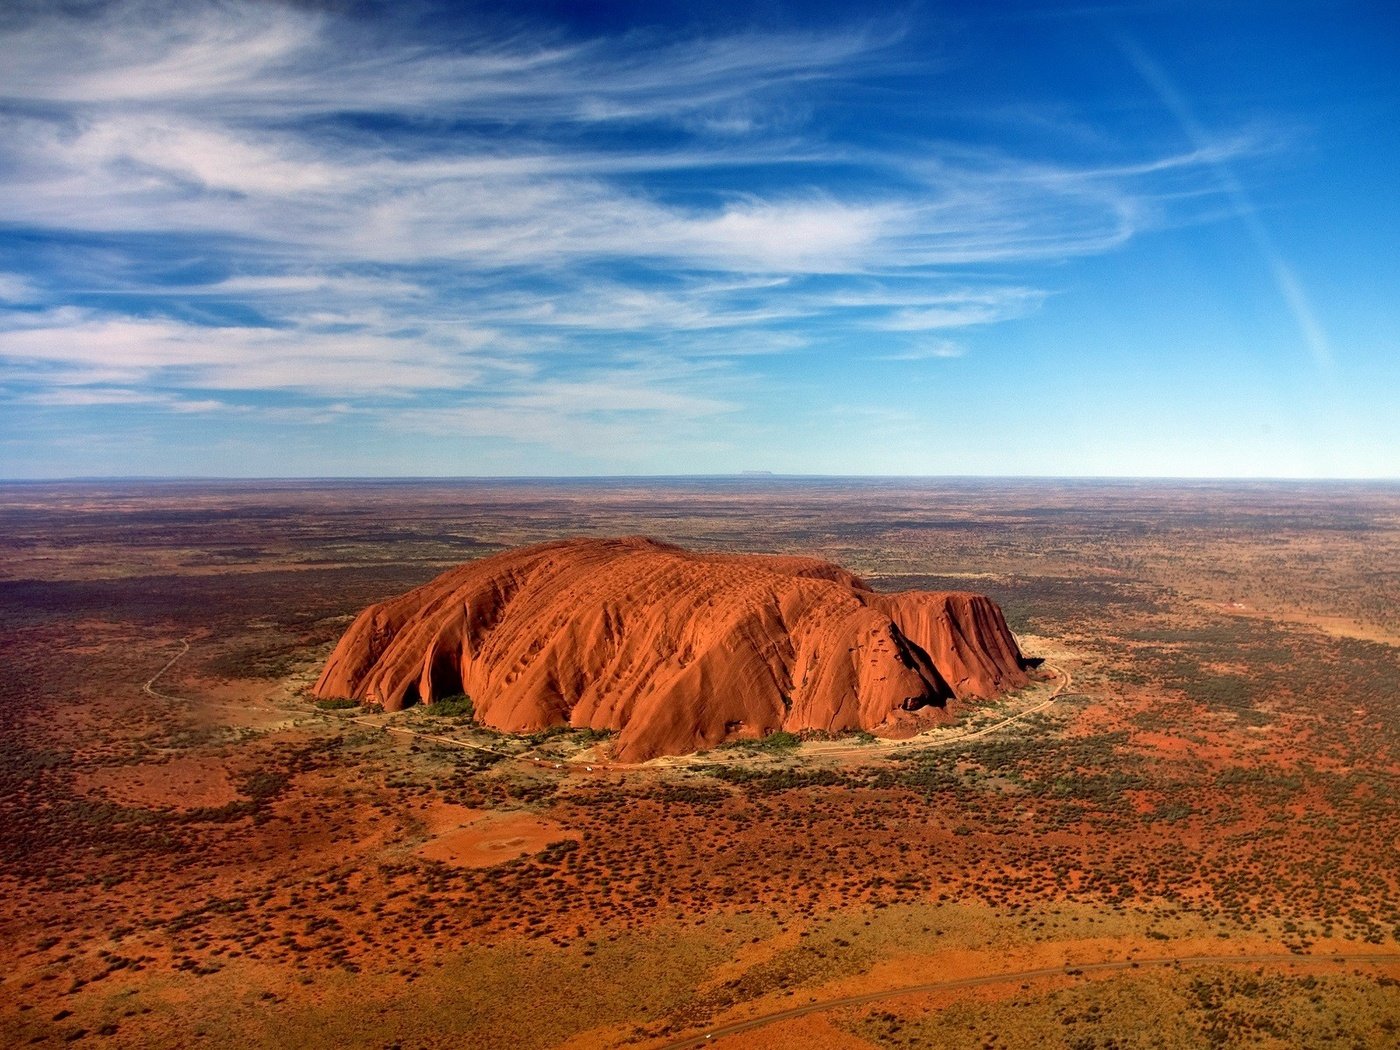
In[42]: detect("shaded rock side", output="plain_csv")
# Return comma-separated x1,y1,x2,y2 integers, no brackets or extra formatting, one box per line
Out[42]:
314,537,1029,761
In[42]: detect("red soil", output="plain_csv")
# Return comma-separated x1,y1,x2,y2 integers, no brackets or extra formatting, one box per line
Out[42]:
416,803,580,869
315,537,1028,761
76,756,239,812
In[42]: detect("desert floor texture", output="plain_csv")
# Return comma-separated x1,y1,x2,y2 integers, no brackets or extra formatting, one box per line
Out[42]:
2,477,1399,1048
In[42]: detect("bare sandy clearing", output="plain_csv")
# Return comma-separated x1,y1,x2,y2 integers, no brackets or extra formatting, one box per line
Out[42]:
416,803,580,868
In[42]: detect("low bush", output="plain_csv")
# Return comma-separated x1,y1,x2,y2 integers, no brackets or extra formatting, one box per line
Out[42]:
722,729,802,753
427,694,474,719
313,697,359,711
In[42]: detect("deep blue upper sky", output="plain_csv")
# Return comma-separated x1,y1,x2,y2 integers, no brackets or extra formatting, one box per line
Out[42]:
0,0,1395,477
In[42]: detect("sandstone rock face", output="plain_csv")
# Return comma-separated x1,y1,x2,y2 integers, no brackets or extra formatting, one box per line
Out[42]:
314,537,1029,761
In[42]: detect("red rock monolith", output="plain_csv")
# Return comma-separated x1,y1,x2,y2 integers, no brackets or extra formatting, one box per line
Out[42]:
314,537,1029,761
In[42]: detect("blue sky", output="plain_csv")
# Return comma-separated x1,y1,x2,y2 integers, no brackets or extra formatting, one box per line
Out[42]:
0,0,1395,478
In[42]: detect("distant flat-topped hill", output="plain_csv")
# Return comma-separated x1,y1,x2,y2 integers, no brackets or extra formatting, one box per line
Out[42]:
314,537,1029,761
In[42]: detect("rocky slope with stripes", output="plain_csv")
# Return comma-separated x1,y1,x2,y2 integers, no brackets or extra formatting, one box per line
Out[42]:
314,537,1029,761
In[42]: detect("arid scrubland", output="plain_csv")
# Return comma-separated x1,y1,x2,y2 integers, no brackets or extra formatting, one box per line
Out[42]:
2,479,1398,1047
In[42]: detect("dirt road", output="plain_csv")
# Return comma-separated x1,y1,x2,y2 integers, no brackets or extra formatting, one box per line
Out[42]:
660,950,1400,1047
141,637,192,701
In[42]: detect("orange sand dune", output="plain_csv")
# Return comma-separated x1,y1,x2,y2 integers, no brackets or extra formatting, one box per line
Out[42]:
315,537,1028,761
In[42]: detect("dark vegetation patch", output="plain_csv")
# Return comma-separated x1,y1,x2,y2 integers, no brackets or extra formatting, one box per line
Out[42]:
314,697,361,710
426,694,474,719
720,730,802,753
0,567,434,633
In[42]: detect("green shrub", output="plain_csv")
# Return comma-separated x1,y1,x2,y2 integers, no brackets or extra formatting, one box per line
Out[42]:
428,694,474,719
241,771,288,802
314,697,360,711
719,729,804,753
572,727,614,744
744,730,801,752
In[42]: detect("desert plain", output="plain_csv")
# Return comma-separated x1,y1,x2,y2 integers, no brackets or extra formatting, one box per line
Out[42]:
2,477,1399,1047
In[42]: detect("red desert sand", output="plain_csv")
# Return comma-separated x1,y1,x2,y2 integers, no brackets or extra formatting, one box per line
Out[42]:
416,804,581,868
315,537,1029,761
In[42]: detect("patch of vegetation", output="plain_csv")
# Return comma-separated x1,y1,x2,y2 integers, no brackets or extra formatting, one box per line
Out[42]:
427,694,474,719
705,766,858,792
722,729,802,753
536,839,580,865
656,782,730,805
314,697,360,710
570,727,613,745
843,967,1400,1050
1143,801,1194,824
241,770,289,802
756,730,802,751
868,758,965,795
521,724,614,748
1031,768,1145,807
505,780,558,804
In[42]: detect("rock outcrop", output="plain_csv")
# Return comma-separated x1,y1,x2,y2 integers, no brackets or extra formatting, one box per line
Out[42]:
314,537,1029,761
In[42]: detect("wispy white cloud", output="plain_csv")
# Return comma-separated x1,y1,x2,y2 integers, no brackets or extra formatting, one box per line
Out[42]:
878,340,966,361
875,288,1048,330
184,273,426,300
0,301,740,457
0,308,503,394
0,0,1267,458
18,386,229,412
0,2,893,125
0,273,40,303
388,384,736,461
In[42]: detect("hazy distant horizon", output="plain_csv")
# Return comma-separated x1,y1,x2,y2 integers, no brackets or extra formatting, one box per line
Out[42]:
4,474,1397,486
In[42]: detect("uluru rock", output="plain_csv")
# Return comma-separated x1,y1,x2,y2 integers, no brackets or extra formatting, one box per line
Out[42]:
314,537,1030,762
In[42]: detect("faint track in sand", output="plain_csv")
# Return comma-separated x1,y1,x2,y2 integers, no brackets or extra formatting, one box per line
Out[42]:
344,715,523,762
141,637,282,716
948,660,1071,743
141,638,504,753
142,637,192,701
789,659,1073,763
327,662,1074,774
660,950,1400,1048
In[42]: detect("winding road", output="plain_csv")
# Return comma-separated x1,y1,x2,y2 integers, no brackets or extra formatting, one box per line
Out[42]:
336,661,1074,772
345,714,522,761
142,637,285,717
783,659,1072,763
951,661,1070,743
147,637,1070,775
660,950,1400,1047
142,637,192,701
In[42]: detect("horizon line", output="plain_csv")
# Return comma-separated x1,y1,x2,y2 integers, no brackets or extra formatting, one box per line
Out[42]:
3,473,1397,485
